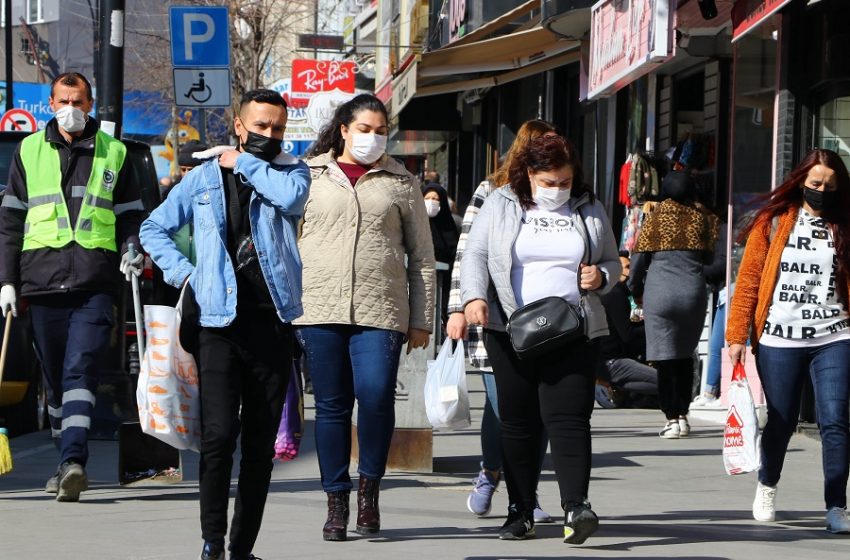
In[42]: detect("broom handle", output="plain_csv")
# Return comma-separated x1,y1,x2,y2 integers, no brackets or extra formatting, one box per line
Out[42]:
128,243,145,360
0,315,11,387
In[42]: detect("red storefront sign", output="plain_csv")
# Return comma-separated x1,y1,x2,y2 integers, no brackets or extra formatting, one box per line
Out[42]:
731,0,791,43
291,59,356,99
587,0,672,101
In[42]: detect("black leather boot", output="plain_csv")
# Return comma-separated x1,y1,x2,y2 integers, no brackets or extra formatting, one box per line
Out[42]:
356,476,381,535
323,491,350,541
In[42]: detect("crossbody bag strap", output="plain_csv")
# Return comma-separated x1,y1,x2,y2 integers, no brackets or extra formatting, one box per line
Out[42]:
224,171,242,247
574,203,590,298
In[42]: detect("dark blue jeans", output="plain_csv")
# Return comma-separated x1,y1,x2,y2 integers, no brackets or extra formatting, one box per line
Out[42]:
296,325,404,492
757,340,850,509
29,292,114,466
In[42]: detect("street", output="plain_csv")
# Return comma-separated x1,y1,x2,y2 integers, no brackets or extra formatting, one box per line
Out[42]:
0,373,846,560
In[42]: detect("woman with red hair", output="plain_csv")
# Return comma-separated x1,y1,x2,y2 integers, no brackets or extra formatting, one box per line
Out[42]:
727,148,850,533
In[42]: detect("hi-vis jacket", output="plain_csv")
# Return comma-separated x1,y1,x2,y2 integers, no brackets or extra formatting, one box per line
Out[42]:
0,118,144,297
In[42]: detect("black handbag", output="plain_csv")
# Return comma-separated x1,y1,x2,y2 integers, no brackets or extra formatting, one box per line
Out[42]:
506,296,586,360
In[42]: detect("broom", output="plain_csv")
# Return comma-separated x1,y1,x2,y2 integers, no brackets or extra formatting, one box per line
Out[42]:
0,315,13,474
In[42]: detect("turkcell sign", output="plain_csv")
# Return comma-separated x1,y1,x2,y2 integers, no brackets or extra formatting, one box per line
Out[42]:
169,6,231,67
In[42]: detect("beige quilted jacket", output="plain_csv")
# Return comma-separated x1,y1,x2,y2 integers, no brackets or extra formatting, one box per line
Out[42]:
295,151,435,334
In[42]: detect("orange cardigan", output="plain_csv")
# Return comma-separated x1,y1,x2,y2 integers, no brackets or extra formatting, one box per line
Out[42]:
727,205,849,345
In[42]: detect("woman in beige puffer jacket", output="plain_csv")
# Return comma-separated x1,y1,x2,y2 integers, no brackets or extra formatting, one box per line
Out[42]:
294,94,435,542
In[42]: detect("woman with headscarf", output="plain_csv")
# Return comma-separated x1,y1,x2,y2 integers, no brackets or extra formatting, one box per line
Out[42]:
423,184,459,323
628,170,718,439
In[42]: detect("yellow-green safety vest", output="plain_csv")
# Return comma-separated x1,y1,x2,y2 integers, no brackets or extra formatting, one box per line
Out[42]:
20,129,127,252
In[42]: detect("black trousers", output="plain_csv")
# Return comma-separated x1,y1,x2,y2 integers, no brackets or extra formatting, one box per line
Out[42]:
656,358,693,419
194,307,291,556
484,330,596,513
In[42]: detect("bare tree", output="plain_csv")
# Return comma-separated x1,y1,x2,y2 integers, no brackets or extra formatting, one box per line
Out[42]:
120,0,315,144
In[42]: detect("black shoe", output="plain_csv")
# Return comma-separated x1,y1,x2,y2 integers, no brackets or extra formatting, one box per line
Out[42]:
563,500,599,544
231,554,262,560
199,540,225,560
56,461,88,502
498,506,535,540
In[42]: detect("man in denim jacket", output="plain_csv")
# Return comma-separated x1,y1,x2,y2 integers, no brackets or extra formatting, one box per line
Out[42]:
140,89,310,560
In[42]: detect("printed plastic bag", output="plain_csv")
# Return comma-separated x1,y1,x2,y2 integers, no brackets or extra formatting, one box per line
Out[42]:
723,362,761,475
424,341,470,430
275,362,304,461
136,289,201,452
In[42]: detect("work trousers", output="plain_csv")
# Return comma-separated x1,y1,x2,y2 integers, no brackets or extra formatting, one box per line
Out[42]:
29,292,114,466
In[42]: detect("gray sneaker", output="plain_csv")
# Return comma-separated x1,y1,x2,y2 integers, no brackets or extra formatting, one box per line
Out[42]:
45,471,59,494
56,461,88,502
533,497,554,523
467,470,499,516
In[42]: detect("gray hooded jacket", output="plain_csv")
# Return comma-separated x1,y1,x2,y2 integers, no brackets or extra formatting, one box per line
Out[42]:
459,187,621,339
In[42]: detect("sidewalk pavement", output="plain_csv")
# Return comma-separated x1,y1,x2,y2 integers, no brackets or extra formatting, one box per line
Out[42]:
0,373,846,560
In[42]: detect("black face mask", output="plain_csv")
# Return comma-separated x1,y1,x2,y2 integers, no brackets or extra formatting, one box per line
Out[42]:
241,131,282,162
803,186,836,212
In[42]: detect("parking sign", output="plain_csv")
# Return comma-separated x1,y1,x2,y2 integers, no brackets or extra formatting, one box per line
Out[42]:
169,6,231,67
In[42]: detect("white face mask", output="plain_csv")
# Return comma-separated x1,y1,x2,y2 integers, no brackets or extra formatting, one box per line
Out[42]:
532,182,571,211
55,105,87,133
424,199,440,218
349,132,387,165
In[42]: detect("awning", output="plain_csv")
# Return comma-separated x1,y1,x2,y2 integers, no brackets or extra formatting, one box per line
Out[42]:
418,26,579,77
416,48,581,98
731,0,791,42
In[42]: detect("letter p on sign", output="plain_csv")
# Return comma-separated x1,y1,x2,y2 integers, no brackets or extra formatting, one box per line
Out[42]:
169,6,231,68
183,13,215,61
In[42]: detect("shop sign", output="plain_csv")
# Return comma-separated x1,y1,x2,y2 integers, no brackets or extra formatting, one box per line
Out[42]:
391,60,417,118
449,0,468,43
731,0,791,43
305,89,357,134
587,0,672,101
291,59,356,100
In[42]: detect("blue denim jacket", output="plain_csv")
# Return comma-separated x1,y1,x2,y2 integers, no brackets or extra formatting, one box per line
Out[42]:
140,151,310,327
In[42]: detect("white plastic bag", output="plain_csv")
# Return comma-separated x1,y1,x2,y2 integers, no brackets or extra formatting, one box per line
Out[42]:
136,289,202,452
723,363,761,475
424,341,471,430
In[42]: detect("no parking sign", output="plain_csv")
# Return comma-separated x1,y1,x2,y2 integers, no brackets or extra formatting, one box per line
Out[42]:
0,108,37,132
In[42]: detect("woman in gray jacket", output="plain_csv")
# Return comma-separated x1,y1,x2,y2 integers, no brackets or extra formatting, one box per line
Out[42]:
460,136,621,544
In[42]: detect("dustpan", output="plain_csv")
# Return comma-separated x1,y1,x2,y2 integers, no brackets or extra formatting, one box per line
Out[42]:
0,381,28,407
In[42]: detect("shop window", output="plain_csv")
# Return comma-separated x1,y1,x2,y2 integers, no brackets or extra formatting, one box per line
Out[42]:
816,97,850,169
730,22,778,283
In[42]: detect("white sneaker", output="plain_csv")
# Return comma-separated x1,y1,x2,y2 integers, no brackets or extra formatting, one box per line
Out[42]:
753,482,777,522
692,394,723,408
826,507,850,534
659,420,680,439
678,417,690,437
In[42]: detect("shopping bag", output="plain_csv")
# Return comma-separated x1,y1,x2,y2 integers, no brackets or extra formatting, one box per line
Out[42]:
274,362,304,461
136,288,201,452
723,362,761,475
424,340,471,430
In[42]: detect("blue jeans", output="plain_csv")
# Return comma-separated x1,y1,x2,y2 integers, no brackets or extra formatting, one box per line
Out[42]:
757,340,850,509
705,303,725,396
295,325,404,492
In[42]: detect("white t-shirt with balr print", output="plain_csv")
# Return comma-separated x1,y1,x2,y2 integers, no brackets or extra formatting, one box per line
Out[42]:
761,208,850,348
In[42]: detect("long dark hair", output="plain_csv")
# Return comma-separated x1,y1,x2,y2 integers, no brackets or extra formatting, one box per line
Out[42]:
308,94,389,158
508,135,587,209
741,148,850,305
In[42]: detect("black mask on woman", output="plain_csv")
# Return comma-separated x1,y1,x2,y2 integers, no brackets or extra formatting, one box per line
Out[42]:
803,186,836,212
241,131,282,162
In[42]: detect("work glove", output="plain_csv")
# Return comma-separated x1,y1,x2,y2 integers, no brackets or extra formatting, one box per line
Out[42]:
120,251,144,282
0,284,17,318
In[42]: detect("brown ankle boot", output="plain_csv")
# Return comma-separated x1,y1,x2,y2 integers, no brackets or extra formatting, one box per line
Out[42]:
356,476,381,534
323,491,350,541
